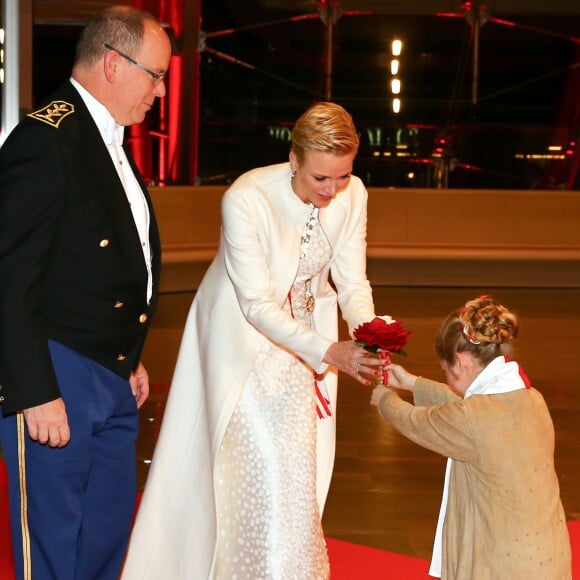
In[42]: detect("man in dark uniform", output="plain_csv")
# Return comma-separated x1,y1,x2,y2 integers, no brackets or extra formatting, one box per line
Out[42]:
0,6,171,579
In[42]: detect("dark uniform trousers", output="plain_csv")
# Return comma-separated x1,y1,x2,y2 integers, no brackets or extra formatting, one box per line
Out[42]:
0,340,139,580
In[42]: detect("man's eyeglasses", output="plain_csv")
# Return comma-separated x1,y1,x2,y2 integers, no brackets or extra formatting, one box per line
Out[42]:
104,43,167,85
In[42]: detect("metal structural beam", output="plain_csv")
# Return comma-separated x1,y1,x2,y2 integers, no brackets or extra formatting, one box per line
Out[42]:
1,0,19,145
2,0,577,23
259,0,580,15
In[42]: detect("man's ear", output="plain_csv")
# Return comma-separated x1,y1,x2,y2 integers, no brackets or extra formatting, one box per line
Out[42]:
103,49,119,82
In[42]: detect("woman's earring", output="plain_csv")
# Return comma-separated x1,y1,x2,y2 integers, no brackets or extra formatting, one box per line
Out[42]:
291,168,297,178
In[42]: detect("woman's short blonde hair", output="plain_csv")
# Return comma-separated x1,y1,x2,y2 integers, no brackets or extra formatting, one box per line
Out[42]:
291,101,360,163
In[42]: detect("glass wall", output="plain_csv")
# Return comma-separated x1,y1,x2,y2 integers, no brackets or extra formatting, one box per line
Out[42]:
2,1,578,188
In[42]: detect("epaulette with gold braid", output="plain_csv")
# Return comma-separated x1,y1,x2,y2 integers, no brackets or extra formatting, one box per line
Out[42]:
27,100,75,128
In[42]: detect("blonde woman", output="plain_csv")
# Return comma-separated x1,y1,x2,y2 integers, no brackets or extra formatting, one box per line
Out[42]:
372,295,572,579
123,102,386,579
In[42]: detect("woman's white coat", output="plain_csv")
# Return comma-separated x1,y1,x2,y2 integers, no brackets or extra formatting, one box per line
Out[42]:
122,162,375,579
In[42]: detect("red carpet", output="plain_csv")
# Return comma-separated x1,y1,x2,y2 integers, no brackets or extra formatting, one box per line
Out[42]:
1,460,12,580
327,538,430,579
1,460,579,579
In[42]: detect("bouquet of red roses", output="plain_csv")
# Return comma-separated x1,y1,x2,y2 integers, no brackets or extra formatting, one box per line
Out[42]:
353,316,410,383
354,316,410,354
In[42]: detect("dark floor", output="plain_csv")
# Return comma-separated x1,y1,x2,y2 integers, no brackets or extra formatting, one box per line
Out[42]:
137,286,580,562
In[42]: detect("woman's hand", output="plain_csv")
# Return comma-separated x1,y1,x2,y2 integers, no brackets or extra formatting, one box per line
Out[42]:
385,363,417,391
323,341,386,385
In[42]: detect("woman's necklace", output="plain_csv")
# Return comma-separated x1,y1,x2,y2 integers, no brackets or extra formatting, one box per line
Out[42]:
291,203,319,315
300,204,319,259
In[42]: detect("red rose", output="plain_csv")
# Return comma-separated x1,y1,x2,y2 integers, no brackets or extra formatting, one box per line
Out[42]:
353,317,410,353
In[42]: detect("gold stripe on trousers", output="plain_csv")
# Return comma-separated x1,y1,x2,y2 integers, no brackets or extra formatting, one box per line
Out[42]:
17,413,32,580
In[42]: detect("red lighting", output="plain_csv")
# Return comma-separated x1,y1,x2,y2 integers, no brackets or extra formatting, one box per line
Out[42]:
490,17,517,28
432,134,451,157
461,1,488,10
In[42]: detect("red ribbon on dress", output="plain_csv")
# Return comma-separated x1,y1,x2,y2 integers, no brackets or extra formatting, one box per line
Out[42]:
315,381,332,419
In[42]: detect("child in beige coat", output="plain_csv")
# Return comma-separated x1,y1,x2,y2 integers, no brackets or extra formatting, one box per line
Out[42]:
372,295,572,579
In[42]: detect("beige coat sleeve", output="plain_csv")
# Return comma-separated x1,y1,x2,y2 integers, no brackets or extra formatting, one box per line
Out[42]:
377,383,479,463
414,376,461,406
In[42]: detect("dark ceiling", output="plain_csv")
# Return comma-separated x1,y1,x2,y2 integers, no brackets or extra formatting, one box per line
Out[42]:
5,1,580,187
201,1,579,121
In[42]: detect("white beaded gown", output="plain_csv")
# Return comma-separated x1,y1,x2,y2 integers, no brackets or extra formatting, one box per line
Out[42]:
214,204,332,580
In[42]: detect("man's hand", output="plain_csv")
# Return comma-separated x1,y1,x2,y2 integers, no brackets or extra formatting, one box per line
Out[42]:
23,398,70,447
130,361,150,409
